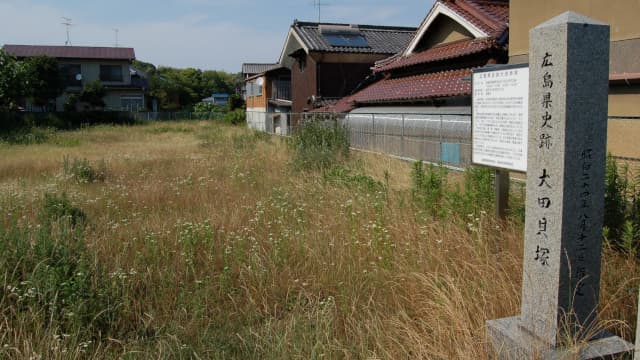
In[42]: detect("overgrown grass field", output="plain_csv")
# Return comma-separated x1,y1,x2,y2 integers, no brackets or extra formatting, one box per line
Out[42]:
0,121,637,359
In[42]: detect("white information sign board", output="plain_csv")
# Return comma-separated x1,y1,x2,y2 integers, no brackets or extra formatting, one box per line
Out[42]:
472,65,529,172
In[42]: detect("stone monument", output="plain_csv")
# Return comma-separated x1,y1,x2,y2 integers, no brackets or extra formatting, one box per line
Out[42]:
486,12,634,359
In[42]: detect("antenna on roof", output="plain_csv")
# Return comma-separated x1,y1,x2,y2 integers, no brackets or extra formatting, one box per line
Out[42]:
113,28,119,47
61,17,73,46
311,0,329,24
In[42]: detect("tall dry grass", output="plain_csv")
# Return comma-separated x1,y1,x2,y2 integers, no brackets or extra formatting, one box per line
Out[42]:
0,121,637,359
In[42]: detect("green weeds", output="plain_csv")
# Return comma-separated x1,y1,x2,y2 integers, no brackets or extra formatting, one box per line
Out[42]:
289,118,349,171
0,193,125,354
62,156,107,184
604,155,640,255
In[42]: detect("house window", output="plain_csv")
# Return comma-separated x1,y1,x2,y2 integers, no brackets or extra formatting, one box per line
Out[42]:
255,78,263,96
59,63,82,86
100,65,123,82
121,95,144,111
297,57,306,73
245,79,263,97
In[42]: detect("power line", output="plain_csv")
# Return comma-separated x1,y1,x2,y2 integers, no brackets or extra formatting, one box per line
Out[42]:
61,17,73,46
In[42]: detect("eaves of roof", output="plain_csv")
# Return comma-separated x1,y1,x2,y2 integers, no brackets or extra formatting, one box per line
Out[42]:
242,63,280,75
404,0,508,56
375,37,496,73
2,44,136,61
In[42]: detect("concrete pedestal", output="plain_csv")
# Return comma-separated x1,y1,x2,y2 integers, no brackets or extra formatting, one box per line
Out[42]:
487,316,634,359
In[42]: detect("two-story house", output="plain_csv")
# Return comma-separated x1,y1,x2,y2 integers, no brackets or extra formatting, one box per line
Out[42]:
278,20,416,114
244,64,292,134
2,44,146,111
320,0,509,166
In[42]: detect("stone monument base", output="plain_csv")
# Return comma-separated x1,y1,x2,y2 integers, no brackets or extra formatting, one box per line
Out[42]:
486,316,634,359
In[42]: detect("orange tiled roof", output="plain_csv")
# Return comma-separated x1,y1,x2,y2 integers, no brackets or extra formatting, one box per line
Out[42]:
323,68,473,112
442,0,509,36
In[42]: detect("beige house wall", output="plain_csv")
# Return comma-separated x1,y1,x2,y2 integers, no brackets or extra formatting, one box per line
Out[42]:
509,0,640,161
608,119,640,161
418,16,474,50
509,0,640,58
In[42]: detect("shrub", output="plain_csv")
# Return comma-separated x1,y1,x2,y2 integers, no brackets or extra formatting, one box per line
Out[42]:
0,126,56,145
604,155,630,243
447,166,495,217
289,117,349,171
0,111,137,138
411,161,448,217
323,165,384,193
63,156,107,184
227,93,245,111
223,108,246,125
231,130,271,151
40,192,87,228
0,193,123,339
602,155,640,256
193,102,224,120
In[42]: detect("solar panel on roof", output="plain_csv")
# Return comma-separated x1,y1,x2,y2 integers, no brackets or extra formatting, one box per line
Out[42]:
323,34,369,48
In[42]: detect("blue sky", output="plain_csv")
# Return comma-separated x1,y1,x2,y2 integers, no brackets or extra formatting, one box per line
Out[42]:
0,0,435,72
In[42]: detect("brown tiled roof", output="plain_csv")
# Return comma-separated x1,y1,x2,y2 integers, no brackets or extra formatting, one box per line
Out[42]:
292,21,416,55
323,68,473,112
375,37,495,73
2,45,135,60
442,0,509,36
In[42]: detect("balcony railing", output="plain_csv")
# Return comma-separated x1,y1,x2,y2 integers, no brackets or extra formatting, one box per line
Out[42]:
271,80,291,101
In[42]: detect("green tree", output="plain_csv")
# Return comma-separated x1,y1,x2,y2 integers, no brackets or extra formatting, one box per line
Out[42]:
24,55,64,110
0,49,28,111
136,60,240,111
227,93,245,111
78,80,106,109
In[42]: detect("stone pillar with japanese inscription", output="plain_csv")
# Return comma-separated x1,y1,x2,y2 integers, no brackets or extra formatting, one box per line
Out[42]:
486,12,634,359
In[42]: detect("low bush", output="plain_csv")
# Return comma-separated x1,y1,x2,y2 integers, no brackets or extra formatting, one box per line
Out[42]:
0,111,137,139
323,165,385,193
289,117,349,171
223,109,246,125
63,156,107,184
0,193,124,342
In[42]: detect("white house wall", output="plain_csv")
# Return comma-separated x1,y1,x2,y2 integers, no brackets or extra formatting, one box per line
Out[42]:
246,107,268,131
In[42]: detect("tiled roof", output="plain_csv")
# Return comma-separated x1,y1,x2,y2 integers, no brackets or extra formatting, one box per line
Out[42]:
375,37,495,73
324,68,473,112
242,63,280,75
2,45,135,60
317,0,509,113
442,0,509,37
292,21,416,54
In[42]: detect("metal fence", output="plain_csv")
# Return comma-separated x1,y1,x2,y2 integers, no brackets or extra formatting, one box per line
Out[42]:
247,111,640,169
342,112,472,168
130,111,227,122
246,111,473,168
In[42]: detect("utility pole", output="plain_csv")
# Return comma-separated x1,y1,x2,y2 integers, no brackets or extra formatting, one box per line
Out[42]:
61,17,73,46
